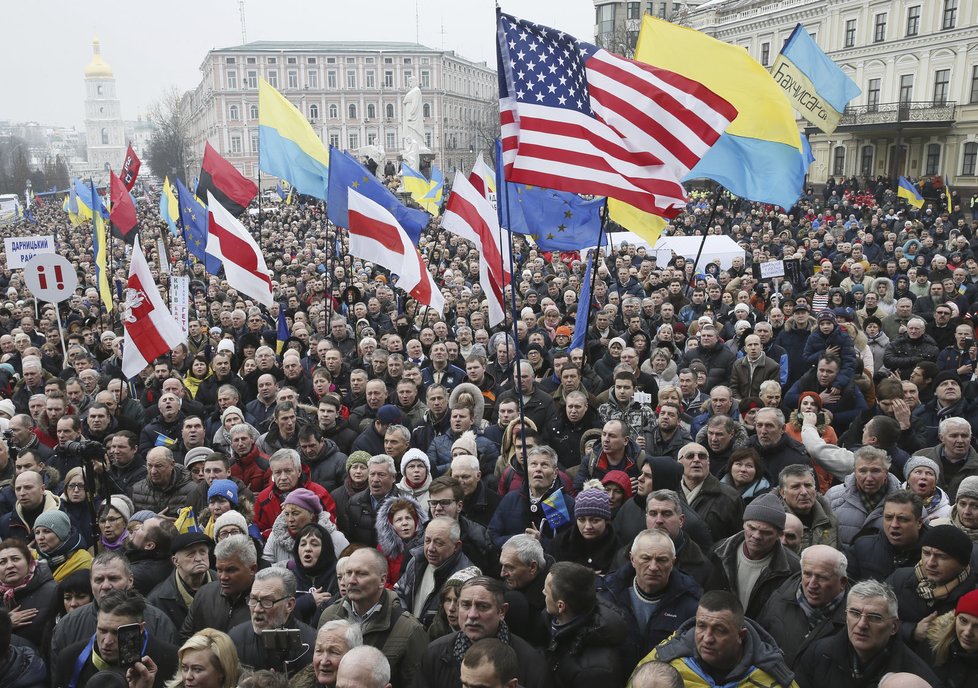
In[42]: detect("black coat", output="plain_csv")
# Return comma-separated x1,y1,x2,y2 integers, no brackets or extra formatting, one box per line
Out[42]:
415,629,550,688
180,578,251,641
546,523,620,574
461,481,501,529
55,634,178,688
844,528,922,582
229,616,317,672
303,438,347,493
127,549,173,596
888,564,978,644
545,601,627,688
8,563,56,649
748,433,810,482
147,569,215,631
682,473,745,542
755,572,848,666
705,531,800,619
341,487,398,547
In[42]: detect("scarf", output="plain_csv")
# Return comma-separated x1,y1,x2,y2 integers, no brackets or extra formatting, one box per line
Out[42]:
37,530,85,569
452,621,511,663
860,489,884,514
0,558,36,607
795,584,845,630
952,509,978,542
100,529,129,551
175,569,212,609
914,561,972,601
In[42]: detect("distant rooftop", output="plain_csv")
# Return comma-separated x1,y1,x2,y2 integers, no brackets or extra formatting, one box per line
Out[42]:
215,40,442,54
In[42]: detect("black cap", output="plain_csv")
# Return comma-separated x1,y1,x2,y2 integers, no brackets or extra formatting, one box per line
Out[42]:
170,531,213,556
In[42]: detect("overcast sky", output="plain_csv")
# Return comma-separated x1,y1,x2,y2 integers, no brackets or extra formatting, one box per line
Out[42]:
4,0,595,130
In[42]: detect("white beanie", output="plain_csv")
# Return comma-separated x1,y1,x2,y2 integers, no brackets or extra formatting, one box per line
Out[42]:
400,448,430,476
213,510,248,536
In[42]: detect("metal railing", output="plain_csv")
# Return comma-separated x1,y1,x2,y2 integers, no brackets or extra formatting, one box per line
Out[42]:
839,100,957,127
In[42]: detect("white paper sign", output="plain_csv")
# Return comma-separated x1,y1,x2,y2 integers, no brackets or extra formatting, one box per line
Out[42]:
170,275,190,335
759,259,785,279
4,236,55,267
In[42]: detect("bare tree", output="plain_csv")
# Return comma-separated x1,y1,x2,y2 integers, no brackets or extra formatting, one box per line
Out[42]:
473,99,501,158
146,86,192,183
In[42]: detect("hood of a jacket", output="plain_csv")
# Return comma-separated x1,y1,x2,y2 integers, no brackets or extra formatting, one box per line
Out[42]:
375,493,427,558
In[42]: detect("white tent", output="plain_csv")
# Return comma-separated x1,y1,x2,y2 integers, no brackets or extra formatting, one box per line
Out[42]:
651,235,745,272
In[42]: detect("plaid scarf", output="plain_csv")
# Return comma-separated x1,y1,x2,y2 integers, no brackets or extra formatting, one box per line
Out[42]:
860,489,884,514
914,561,972,601
795,584,845,630
452,621,511,663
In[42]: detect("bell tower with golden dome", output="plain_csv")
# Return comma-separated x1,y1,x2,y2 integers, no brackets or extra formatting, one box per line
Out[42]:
84,38,125,180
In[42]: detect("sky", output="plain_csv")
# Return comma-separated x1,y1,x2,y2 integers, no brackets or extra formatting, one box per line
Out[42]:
3,0,595,130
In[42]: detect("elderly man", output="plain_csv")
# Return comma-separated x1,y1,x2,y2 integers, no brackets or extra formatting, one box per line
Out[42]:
498,534,551,646
416,576,548,688
229,567,318,672
827,447,904,547
0,469,60,541
495,361,558,431
917,417,978,499
729,334,781,400
846,491,925,582
678,442,743,541
181,534,256,640
795,580,939,687
228,422,270,493
450,455,500,528
147,532,214,629
698,415,748,477
777,464,838,549
336,646,392,688
254,448,336,538
913,371,978,447
426,476,497,577
749,408,810,481
490,445,575,548
690,385,739,435
341,454,401,546
705,493,800,618
395,516,474,627
129,446,197,514
289,620,362,688
598,528,701,667
635,590,796,687
318,548,428,688
137,393,185,459
884,317,941,380
887,524,978,644
757,545,849,666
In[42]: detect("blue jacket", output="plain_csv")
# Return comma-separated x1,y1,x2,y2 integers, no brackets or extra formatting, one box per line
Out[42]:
776,322,815,387
488,483,575,548
427,429,500,478
801,326,858,390
420,364,465,393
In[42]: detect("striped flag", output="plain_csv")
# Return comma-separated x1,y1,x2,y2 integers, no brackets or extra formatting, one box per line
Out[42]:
497,11,737,219
206,192,275,307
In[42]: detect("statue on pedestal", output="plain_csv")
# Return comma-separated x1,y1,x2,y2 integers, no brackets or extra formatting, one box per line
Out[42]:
401,76,430,171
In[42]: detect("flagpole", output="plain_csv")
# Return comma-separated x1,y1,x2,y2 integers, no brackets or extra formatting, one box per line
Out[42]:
691,184,724,279
580,206,607,369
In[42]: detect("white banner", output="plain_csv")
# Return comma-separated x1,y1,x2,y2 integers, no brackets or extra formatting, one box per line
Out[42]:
170,275,190,335
5,236,55,267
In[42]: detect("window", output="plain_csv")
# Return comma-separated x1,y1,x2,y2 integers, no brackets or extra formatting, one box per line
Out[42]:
308,57,317,64
906,6,920,36
246,70,258,89
309,104,319,120
347,70,357,89
347,57,356,64
367,103,376,118
425,132,432,148
366,71,375,88
384,57,393,64
307,71,319,89
96,84,103,95
964,142,978,175
348,103,358,119
385,103,395,118
365,57,374,64
226,57,236,64
348,133,359,149
386,132,396,148
943,0,957,30
268,57,276,64
383,70,394,88
627,1,641,19
760,42,770,66
229,105,239,121
971,66,978,104
328,103,338,118
404,70,413,86
868,78,881,111
404,57,412,64
367,133,377,145
101,128,109,145
329,133,340,148
267,71,278,88
251,133,258,153
249,104,258,119
422,103,431,118
934,69,950,105
288,70,298,89
226,70,238,89
900,74,914,103
926,144,942,176
327,71,337,89
420,70,430,88
246,57,256,64
860,145,874,176
596,3,615,37
833,146,846,175
287,57,297,64
874,13,887,43
231,136,242,154
844,19,856,47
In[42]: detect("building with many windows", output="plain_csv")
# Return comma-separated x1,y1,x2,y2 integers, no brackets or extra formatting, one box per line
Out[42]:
184,41,496,183
594,1,710,53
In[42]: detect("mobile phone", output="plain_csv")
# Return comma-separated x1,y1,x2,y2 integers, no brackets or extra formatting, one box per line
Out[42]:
261,628,302,653
117,623,142,668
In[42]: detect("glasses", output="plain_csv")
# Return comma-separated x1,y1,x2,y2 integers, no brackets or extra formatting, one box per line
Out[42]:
682,452,709,461
98,515,123,525
247,595,289,609
846,608,890,625
428,499,456,508
66,483,85,491
217,528,244,540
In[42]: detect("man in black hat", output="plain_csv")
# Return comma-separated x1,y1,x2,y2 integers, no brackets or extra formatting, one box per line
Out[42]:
147,532,214,629
913,370,978,447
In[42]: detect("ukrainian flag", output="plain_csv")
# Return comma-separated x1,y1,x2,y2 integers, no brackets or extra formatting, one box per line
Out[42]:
91,180,113,313
159,177,180,237
276,307,289,355
897,177,924,209
635,17,807,209
401,162,440,214
421,164,445,213
259,79,330,200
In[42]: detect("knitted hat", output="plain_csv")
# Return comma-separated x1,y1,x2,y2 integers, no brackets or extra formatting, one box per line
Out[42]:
743,493,786,530
933,370,962,390
377,404,402,425
400,448,430,476
451,431,478,458
957,589,978,617
851,284,865,293
216,339,236,354
107,495,133,523
347,451,371,471
184,447,213,467
957,476,978,502
601,470,633,500
283,488,323,515
609,337,627,349
213,510,248,537
921,524,973,565
130,510,157,524
170,531,212,556
34,510,71,541
556,326,572,338
904,456,940,479
817,310,837,325
221,406,244,425
0,399,14,419
208,479,239,506
446,566,482,585
575,488,612,520
797,391,823,412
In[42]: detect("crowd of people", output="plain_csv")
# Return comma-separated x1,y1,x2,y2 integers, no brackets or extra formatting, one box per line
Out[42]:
0,172,974,687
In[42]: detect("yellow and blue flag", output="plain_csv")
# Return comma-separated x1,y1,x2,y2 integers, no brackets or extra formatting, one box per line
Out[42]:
173,506,201,534
159,177,180,237
635,17,806,209
276,307,289,355
541,489,571,530
401,162,439,214
259,79,330,200
945,175,953,213
421,164,445,212
275,182,287,201
771,24,861,134
608,199,668,248
91,179,113,313
897,177,924,209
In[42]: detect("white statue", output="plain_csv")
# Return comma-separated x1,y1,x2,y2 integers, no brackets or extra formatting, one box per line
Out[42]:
401,76,430,171
357,144,386,178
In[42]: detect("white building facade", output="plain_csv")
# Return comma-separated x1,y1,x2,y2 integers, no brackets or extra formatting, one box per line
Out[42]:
83,39,126,183
184,40,497,183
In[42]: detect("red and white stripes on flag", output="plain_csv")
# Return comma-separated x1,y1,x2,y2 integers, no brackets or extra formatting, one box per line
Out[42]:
346,187,444,313
497,12,737,219
469,152,496,202
206,192,275,307
122,240,185,379
442,171,511,327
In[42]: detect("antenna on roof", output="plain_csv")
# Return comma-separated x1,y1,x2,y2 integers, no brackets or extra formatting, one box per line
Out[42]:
415,0,420,44
239,0,247,44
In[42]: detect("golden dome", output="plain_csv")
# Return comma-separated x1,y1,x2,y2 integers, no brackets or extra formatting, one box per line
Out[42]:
84,39,113,79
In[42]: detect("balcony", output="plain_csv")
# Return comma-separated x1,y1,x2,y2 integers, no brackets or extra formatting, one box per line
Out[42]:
836,100,956,131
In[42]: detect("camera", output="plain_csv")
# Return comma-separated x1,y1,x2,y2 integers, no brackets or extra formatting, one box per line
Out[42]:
61,438,105,459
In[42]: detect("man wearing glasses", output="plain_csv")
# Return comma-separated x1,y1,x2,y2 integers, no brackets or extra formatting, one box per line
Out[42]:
795,580,939,686
229,567,317,673
678,442,743,542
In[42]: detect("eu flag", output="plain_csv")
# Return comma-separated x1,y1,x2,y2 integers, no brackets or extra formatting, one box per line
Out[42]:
175,178,221,273
495,141,604,252
326,147,430,245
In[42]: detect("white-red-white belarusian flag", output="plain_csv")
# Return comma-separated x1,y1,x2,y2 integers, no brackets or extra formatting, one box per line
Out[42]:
347,187,444,313
469,152,496,202
206,192,275,307
442,170,511,327
122,239,186,379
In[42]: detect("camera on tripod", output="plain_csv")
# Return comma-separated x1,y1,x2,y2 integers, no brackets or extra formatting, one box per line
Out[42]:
61,438,105,460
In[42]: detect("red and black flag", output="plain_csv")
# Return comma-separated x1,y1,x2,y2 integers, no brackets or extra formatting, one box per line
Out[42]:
197,142,258,216
121,144,141,190
109,170,138,244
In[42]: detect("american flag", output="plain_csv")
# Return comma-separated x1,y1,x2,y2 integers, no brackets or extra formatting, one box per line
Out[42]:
497,12,737,219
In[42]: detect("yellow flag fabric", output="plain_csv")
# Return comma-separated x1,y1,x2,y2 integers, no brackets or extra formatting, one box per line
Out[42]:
608,199,668,247
93,211,113,312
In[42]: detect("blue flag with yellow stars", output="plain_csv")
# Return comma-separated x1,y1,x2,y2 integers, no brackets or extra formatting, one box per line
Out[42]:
541,488,572,530
495,140,604,252
175,178,221,273
326,147,429,244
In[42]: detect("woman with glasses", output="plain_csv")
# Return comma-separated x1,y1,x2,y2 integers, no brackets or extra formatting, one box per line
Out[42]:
32,510,92,582
60,466,99,548
97,495,134,552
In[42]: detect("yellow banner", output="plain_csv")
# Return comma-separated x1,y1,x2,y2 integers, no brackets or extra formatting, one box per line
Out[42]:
770,54,843,134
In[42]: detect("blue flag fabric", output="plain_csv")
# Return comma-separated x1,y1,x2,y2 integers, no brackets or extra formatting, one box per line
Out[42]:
275,182,286,201
541,489,572,530
494,140,604,252
175,178,221,273
326,148,430,244
570,251,595,352
276,307,289,354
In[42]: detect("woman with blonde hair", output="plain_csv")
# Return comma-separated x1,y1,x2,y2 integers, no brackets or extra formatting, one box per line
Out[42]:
128,628,241,688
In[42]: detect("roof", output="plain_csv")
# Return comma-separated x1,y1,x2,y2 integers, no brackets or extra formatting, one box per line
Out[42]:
214,40,442,54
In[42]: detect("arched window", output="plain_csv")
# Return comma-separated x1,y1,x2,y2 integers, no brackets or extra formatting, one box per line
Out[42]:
348,103,358,119
309,104,319,120
367,103,376,119
385,103,395,119
249,104,258,119
229,105,239,121
422,103,431,118
328,103,338,119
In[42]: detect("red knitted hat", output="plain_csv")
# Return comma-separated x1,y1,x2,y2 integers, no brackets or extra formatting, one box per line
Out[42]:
797,391,823,412
957,589,978,617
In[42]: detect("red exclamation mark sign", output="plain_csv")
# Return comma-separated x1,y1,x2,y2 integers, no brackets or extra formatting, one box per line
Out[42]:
37,265,48,291
53,264,64,291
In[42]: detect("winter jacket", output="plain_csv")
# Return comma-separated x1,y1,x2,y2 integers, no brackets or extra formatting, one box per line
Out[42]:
488,482,576,549
545,600,628,688
597,396,656,441
917,443,978,500
130,463,198,514
927,610,978,688
640,425,691,461
137,412,185,459
901,482,952,523
574,438,647,493
55,633,178,688
597,563,701,668
802,326,858,390
415,628,548,688
376,494,427,585
1,563,56,649
127,548,174,596
883,332,941,379
783,372,868,433
231,443,271,493
795,627,939,688
683,343,737,392
180,578,251,641
838,405,927,458
826,472,902,547
300,439,347,493
755,572,848,666
229,616,318,673
51,597,179,658
253,468,338,538
705,531,800,619
0,644,46,688
729,354,782,399
262,509,349,566
777,319,816,387
637,616,798,688
427,429,500,478
495,386,559,432
147,569,216,631
545,522,620,573
888,563,978,644
460,481,501,528
913,396,978,448
844,527,923,583
682,473,745,542
395,546,474,628
748,433,810,483
0,491,61,541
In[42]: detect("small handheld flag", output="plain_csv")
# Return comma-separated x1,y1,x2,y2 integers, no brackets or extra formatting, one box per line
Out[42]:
541,489,571,530
897,177,924,209
276,307,289,354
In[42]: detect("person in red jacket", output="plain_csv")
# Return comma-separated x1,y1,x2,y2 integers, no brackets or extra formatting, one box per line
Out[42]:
229,423,270,493
254,448,337,538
